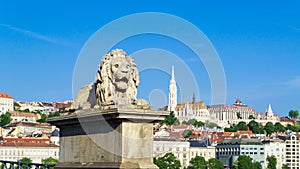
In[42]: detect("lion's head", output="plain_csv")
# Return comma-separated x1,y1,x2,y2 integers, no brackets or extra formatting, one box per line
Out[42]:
96,49,139,106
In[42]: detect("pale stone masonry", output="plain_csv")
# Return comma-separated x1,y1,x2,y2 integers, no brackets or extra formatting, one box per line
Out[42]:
263,139,286,169
279,134,300,169
189,138,216,161
0,138,59,163
0,92,14,115
168,66,177,112
153,138,216,168
153,139,190,168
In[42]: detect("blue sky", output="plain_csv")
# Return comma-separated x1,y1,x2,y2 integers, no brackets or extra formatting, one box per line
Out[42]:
0,1,299,116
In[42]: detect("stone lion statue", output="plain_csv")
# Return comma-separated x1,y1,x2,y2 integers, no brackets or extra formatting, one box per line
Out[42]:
70,49,150,111
96,49,139,106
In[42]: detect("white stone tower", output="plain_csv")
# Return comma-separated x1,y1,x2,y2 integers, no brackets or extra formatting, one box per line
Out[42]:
168,66,177,112
266,104,274,118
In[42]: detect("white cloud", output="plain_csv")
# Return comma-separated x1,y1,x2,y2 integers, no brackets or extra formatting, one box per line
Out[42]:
288,25,300,32
0,24,66,45
285,76,300,88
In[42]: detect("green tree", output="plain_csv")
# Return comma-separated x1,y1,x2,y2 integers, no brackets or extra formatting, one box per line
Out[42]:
182,120,188,125
224,126,237,132
281,164,289,169
238,155,253,169
248,115,255,119
163,111,179,126
236,121,248,131
248,120,261,134
0,112,12,126
23,108,30,112
233,160,239,169
187,118,198,125
207,158,224,169
154,152,181,169
266,155,277,169
59,107,66,113
173,119,180,125
42,157,59,169
37,113,47,123
48,111,60,118
19,157,32,169
182,129,192,139
286,124,299,132
274,122,285,132
196,121,204,127
288,110,299,119
253,162,262,169
207,122,218,128
189,156,207,169
264,122,275,136
236,112,242,119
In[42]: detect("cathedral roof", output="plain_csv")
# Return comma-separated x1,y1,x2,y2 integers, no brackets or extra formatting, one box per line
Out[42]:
175,101,207,110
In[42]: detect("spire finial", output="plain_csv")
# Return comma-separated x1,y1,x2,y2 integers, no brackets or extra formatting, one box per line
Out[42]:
267,104,273,113
192,92,196,103
171,65,175,80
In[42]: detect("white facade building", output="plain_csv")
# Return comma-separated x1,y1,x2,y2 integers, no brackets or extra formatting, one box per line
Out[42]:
189,139,216,161
208,98,256,127
154,140,190,168
18,102,54,115
0,92,14,115
263,140,286,169
0,141,59,163
10,112,40,122
208,99,280,127
284,134,300,169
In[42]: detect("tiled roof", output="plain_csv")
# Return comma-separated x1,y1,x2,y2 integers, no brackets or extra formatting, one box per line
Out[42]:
4,137,51,143
10,112,39,119
0,92,13,99
189,137,211,147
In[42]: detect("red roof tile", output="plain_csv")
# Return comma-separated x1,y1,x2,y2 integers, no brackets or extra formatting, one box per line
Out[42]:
0,92,13,99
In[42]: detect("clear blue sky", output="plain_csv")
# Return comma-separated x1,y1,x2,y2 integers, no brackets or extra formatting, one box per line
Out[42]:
0,1,299,116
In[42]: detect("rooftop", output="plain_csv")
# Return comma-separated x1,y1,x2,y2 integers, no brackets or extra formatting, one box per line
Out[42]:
218,138,262,145
0,92,13,99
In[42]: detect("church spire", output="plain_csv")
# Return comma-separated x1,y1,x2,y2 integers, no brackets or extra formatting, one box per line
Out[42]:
266,104,273,115
171,65,175,80
168,66,177,112
192,93,196,103
266,104,274,119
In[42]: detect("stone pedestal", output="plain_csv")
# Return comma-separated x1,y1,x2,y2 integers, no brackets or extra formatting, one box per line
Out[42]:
48,108,168,169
